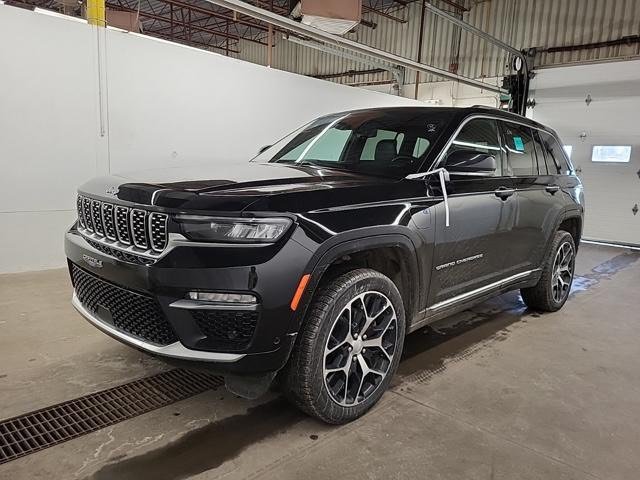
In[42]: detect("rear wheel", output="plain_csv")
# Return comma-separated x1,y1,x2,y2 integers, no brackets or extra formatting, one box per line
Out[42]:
282,269,405,424
521,230,576,312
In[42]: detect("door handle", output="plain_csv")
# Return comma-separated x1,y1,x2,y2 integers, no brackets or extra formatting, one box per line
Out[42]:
545,185,560,194
494,187,515,200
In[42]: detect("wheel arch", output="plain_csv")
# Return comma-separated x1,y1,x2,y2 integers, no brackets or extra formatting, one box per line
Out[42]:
557,214,582,248
288,231,422,334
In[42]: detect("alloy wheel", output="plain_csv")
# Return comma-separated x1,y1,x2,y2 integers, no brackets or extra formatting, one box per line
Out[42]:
323,291,398,407
551,241,574,303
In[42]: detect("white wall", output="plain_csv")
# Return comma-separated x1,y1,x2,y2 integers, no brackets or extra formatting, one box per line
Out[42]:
0,5,417,273
363,78,501,108
0,7,99,274
530,60,640,245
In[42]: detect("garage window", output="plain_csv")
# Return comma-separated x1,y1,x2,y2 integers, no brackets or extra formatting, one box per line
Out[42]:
591,146,632,163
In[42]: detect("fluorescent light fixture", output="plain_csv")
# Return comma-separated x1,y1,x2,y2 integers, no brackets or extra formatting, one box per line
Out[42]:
300,15,359,35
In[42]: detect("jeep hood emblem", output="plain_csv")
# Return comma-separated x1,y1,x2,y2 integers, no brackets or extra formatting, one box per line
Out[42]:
105,186,119,196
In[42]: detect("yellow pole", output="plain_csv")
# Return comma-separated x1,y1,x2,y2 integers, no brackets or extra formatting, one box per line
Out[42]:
87,0,106,27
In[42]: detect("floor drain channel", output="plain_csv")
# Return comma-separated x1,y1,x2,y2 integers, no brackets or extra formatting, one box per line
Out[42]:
0,369,223,465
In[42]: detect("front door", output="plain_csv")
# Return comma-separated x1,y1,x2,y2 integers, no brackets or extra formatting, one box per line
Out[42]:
428,117,517,307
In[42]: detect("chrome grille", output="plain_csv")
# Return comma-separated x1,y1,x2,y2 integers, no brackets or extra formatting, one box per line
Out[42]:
130,209,148,249
76,196,86,228
149,213,168,251
102,203,117,240
76,195,169,261
115,206,131,244
91,200,104,236
82,197,94,232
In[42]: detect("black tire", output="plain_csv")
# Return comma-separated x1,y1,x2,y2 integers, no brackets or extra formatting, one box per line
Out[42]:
521,230,576,312
282,268,405,424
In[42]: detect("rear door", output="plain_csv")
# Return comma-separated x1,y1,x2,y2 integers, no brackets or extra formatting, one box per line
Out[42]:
428,117,517,306
498,121,563,276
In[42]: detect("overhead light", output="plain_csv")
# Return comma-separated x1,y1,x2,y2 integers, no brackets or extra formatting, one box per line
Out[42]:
300,16,359,35
290,0,361,36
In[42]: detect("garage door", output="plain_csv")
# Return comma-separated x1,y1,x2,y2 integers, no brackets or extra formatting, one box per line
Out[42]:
529,59,640,246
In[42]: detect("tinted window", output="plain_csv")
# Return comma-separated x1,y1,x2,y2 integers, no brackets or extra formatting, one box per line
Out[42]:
539,131,572,175
360,130,404,161
532,130,549,175
263,110,455,178
500,122,537,176
444,118,503,176
413,137,430,157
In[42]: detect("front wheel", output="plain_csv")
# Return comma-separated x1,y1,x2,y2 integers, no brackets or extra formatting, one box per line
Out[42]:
282,269,405,424
521,230,576,312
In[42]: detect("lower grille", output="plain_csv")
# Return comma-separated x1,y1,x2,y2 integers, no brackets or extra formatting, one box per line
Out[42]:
86,239,154,266
191,310,258,351
71,264,177,345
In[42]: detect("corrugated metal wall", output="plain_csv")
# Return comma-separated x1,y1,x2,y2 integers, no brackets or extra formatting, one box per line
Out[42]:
232,0,640,86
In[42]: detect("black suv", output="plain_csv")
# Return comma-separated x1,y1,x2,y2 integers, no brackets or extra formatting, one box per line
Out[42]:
65,106,584,423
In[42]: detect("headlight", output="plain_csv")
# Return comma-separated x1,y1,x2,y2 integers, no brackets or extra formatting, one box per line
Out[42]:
175,215,292,243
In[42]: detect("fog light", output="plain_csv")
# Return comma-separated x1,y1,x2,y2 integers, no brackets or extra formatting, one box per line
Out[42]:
188,291,257,304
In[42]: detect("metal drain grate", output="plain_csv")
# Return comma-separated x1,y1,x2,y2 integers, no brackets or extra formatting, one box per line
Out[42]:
0,369,223,465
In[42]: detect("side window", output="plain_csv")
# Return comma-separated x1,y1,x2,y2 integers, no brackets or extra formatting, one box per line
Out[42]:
500,122,537,176
532,130,549,175
539,131,572,175
360,130,404,161
444,118,503,176
412,137,430,158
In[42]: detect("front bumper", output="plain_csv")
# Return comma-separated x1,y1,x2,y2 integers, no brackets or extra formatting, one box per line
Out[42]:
65,226,313,374
72,292,245,362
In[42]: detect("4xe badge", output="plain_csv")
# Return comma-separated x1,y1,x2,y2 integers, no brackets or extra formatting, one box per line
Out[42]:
82,254,103,269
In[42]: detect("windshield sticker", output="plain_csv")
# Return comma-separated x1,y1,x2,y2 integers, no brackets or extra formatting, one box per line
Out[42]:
513,136,525,151
426,123,438,133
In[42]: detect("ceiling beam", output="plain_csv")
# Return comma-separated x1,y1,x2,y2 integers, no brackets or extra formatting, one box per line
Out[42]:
200,0,508,93
106,2,268,44
156,0,272,33
362,5,407,23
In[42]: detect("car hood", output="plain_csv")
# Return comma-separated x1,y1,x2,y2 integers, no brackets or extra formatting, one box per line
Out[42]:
78,161,404,213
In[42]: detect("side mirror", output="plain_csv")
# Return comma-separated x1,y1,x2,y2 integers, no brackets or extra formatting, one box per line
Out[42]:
257,145,272,155
444,150,496,174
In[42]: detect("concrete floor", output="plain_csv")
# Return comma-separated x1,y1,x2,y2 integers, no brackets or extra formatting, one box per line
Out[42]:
1,243,639,479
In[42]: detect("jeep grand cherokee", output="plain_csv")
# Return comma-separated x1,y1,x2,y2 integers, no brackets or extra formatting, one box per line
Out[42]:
65,106,584,423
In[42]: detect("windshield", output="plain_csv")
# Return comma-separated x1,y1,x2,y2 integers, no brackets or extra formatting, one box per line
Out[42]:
253,109,454,178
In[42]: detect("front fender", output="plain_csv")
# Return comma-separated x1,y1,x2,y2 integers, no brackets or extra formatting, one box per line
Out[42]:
287,227,423,334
